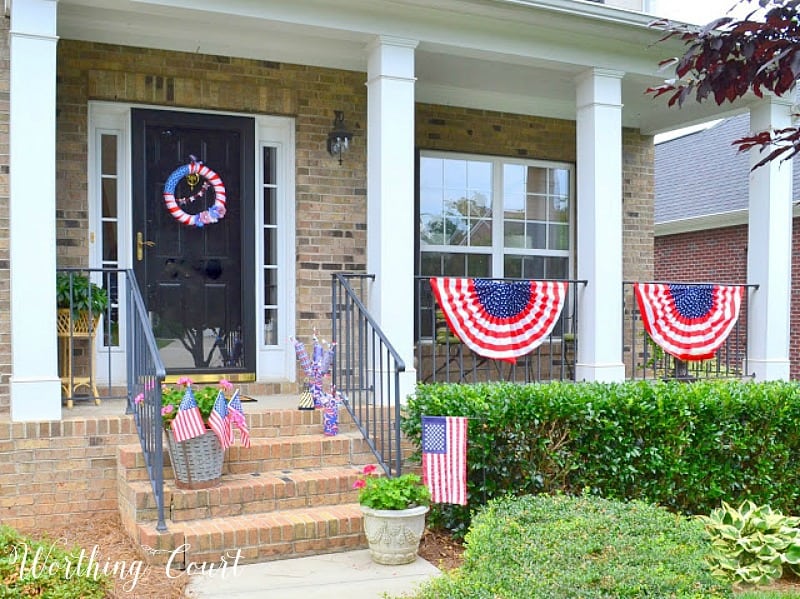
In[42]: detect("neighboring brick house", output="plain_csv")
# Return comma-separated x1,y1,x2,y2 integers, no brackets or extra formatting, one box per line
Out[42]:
3,0,792,422
655,115,800,379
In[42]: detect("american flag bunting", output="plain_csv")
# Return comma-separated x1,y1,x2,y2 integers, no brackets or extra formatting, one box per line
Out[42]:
430,278,567,363
634,283,743,361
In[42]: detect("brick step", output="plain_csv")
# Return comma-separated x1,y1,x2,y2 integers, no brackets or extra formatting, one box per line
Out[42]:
134,503,366,567
118,432,374,483
225,406,357,437
120,465,363,523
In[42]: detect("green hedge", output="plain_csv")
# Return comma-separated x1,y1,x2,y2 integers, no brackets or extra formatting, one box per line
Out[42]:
403,494,731,599
402,380,800,533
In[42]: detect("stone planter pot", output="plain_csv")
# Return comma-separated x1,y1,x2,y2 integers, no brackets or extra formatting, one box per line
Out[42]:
360,504,429,565
165,429,224,490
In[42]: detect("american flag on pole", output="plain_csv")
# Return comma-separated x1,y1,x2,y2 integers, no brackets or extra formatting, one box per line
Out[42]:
422,416,468,506
430,278,567,363
208,390,232,450
634,283,743,361
227,390,251,448
170,387,206,443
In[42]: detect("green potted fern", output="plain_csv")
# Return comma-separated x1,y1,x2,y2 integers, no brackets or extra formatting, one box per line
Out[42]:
56,272,108,336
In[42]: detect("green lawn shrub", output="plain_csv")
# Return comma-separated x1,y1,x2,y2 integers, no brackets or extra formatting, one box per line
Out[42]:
403,494,732,599
0,525,109,598
402,380,800,534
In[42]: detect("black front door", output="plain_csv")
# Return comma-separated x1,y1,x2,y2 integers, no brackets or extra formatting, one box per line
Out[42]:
132,109,255,376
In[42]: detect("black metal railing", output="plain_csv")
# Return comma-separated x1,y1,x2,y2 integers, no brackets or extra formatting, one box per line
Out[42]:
415,277,585,384
57,268,166,531
125,269,167,531
623,281,757,381
331,273,406,477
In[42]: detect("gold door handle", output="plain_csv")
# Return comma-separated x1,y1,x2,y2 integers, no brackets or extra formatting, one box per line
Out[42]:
136,232,156,261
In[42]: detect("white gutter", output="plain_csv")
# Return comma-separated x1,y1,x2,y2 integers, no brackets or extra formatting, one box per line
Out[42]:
486,0,658,27
656,204,800,236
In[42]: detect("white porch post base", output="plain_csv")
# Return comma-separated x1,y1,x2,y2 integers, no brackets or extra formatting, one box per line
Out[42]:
398,370,417,405
575,362,626,383
748,359,790,381
10,378,62,422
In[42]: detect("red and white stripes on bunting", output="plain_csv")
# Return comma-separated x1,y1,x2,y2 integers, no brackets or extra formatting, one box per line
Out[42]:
633,283,743,362
429,277,568,363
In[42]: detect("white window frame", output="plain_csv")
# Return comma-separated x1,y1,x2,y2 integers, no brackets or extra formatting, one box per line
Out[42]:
419,150,575,279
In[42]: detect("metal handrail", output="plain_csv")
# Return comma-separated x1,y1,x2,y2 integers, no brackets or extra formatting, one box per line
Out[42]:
125,269,167,531
331,273,406,477
57,268,167,530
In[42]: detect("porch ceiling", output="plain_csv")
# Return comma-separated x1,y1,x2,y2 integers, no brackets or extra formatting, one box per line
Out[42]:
57,0,751,134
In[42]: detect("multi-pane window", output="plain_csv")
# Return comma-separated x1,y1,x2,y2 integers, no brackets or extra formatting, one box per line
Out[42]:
262,146,279,346
419,152,573,279
99,132,120,346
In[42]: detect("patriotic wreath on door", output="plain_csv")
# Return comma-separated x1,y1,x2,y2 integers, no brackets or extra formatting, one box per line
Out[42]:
430,277,568,363
633,283,743,361
163,157,227,228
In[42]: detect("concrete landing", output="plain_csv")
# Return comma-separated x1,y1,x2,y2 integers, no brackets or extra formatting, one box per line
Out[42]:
184,549,441,599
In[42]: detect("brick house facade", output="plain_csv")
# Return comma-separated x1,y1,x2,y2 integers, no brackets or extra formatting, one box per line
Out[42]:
7,0,788,421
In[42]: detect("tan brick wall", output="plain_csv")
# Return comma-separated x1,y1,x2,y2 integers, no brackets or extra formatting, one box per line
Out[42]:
0,17,10,412
622,130,655,283
0,416,139,530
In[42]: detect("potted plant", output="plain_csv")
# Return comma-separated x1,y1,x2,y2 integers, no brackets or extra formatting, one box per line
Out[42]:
55,271,109,336
353,464,431,565
135,377,246,489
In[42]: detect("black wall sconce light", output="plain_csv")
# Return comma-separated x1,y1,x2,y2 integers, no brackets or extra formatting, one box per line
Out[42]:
327,110,353,165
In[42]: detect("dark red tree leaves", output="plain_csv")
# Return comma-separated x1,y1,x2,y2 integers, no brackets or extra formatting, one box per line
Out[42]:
648,0,800,167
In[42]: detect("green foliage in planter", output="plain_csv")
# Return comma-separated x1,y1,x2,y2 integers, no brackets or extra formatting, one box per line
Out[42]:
402,380,800,535
0,525,109,598
698,500,800,586
402,494,731,599
354,466,430,510
56,272,109,315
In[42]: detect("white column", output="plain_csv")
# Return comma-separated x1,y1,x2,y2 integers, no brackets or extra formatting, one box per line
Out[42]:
747,97,793,380
574,68,625,382
9,0,61,421
366,36,418,401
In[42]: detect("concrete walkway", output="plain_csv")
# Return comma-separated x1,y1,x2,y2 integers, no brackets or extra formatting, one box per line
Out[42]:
184,550,441,598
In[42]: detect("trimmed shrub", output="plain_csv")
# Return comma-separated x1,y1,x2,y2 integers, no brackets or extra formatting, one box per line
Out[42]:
0,525,109,598
402,380,800,534
403,494,731,599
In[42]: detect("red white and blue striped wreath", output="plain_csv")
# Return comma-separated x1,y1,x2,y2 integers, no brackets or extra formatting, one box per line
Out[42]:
163,157,227,228
430,277,567,363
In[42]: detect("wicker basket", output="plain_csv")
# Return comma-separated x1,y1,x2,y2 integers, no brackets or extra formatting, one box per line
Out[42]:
56,308,100,337
165,429,224,490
